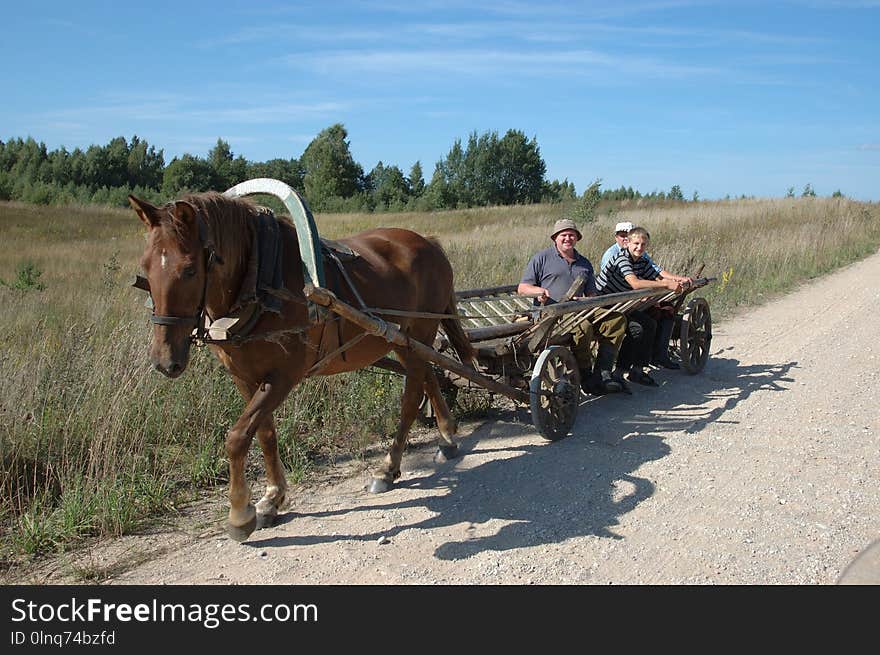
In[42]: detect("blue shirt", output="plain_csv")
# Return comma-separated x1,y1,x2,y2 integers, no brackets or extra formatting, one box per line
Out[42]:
521,245,597,305
600,243,662,274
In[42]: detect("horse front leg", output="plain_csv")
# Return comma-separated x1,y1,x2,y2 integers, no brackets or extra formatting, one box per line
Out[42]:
368,350,427,494
226,373,295,542
423,367,459,463
254,417,288,529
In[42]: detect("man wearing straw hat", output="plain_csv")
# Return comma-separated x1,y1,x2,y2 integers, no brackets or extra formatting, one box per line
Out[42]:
518,218,627,395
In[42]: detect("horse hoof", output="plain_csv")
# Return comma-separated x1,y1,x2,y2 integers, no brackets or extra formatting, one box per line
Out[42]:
226,515,257,542
255,511,277,530
434,444,459,463
368,478,393,494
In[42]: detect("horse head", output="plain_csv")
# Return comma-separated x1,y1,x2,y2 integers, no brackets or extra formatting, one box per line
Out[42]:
129,195,216,378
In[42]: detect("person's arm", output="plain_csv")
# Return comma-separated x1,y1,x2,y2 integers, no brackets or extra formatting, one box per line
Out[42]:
645,254,693,285
517,281,551,304
624,273,682,292
518,255,551,304
658,269,694,286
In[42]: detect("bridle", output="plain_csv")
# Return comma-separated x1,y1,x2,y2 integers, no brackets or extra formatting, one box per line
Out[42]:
145,209,222,343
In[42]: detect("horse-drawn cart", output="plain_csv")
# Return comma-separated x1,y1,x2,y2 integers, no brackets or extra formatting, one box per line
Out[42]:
217,178,715,443
131,177,714,540
422,278,714,440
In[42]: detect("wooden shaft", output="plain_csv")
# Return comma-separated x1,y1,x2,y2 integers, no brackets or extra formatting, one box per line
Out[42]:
305,285,530,404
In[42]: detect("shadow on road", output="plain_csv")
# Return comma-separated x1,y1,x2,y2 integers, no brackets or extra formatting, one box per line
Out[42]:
248,351,798,560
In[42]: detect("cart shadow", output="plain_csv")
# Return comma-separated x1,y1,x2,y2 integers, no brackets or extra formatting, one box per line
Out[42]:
249,352,798,560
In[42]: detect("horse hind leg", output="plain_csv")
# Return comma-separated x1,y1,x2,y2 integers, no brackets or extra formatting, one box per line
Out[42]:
369,348,428,494
254,417,288,530
423,367,459,463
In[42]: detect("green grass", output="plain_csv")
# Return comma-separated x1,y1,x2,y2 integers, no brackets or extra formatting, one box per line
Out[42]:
1,195,878,569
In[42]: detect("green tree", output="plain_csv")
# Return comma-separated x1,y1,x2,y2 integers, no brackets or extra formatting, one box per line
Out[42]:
207,138,248,191
427,129,547,208
247,158,304,192
802,183,816,197
367,161,410,210
408,161,425,197
162,154,214,194
542,178,577,203
127,135,164,189
300,124,364,209
426,139,466,209
495,129,545,204
573,178,602,223
669,185,684,201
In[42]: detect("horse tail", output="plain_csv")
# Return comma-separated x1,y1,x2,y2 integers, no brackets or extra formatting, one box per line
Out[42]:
423,235,477,369
442,292,478,369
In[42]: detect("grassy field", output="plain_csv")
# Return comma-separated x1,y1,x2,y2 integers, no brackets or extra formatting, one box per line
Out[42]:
1,195,878,568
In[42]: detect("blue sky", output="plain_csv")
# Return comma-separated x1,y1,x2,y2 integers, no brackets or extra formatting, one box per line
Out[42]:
2,0,878,200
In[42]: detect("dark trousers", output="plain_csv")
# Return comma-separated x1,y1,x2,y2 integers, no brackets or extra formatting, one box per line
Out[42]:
616,310,657,370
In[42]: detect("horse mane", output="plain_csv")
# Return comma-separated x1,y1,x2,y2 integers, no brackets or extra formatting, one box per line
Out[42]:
175,191,262,267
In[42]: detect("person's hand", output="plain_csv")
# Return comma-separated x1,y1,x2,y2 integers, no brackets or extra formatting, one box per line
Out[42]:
537,288,551,304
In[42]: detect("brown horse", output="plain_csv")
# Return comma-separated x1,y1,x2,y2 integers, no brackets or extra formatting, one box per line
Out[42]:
129,191,475,542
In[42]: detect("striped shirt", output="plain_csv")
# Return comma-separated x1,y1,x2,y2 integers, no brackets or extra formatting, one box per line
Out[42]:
600,243,662,274
596,250,660,294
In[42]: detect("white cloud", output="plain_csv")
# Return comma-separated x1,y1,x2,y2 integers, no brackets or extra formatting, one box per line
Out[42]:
283,47,719,80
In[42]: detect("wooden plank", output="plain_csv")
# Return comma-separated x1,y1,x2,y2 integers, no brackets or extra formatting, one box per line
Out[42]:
455,284,518,299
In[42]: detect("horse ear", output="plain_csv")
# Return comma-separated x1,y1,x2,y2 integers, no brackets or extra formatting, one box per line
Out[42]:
129,195,161,228
172,200,198,229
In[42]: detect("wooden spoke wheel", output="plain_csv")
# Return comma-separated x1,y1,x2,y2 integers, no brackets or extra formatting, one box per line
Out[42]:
529,346,581,441
678,297,712,374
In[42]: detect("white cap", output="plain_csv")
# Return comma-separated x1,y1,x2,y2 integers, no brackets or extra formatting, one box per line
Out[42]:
614,221,634,234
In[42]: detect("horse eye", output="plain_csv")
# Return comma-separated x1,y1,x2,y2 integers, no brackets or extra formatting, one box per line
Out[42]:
182,266,197,278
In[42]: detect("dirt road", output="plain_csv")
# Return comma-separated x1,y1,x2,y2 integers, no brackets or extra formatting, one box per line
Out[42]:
23,252,880,585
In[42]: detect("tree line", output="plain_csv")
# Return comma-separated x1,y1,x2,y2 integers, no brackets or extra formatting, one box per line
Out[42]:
0,124,696,212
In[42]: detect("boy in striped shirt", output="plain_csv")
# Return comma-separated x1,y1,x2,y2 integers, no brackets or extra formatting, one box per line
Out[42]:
596,227,691,386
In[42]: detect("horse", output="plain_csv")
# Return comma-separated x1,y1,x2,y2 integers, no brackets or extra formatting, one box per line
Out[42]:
129,190,475,542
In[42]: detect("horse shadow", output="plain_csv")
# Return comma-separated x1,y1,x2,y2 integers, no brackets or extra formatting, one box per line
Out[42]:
248,350,798,560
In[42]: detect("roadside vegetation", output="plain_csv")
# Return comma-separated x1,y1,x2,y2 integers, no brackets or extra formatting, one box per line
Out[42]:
1,195,878,572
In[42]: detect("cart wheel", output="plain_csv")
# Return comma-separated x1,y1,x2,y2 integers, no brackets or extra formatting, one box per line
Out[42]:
678,297,712,374
529,346,581,441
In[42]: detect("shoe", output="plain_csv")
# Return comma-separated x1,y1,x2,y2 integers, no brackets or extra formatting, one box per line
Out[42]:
651,356,680,370
581,371,622,395
580,370,600,395
599,371,623,393
612,368,632,394
626,369,659,386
